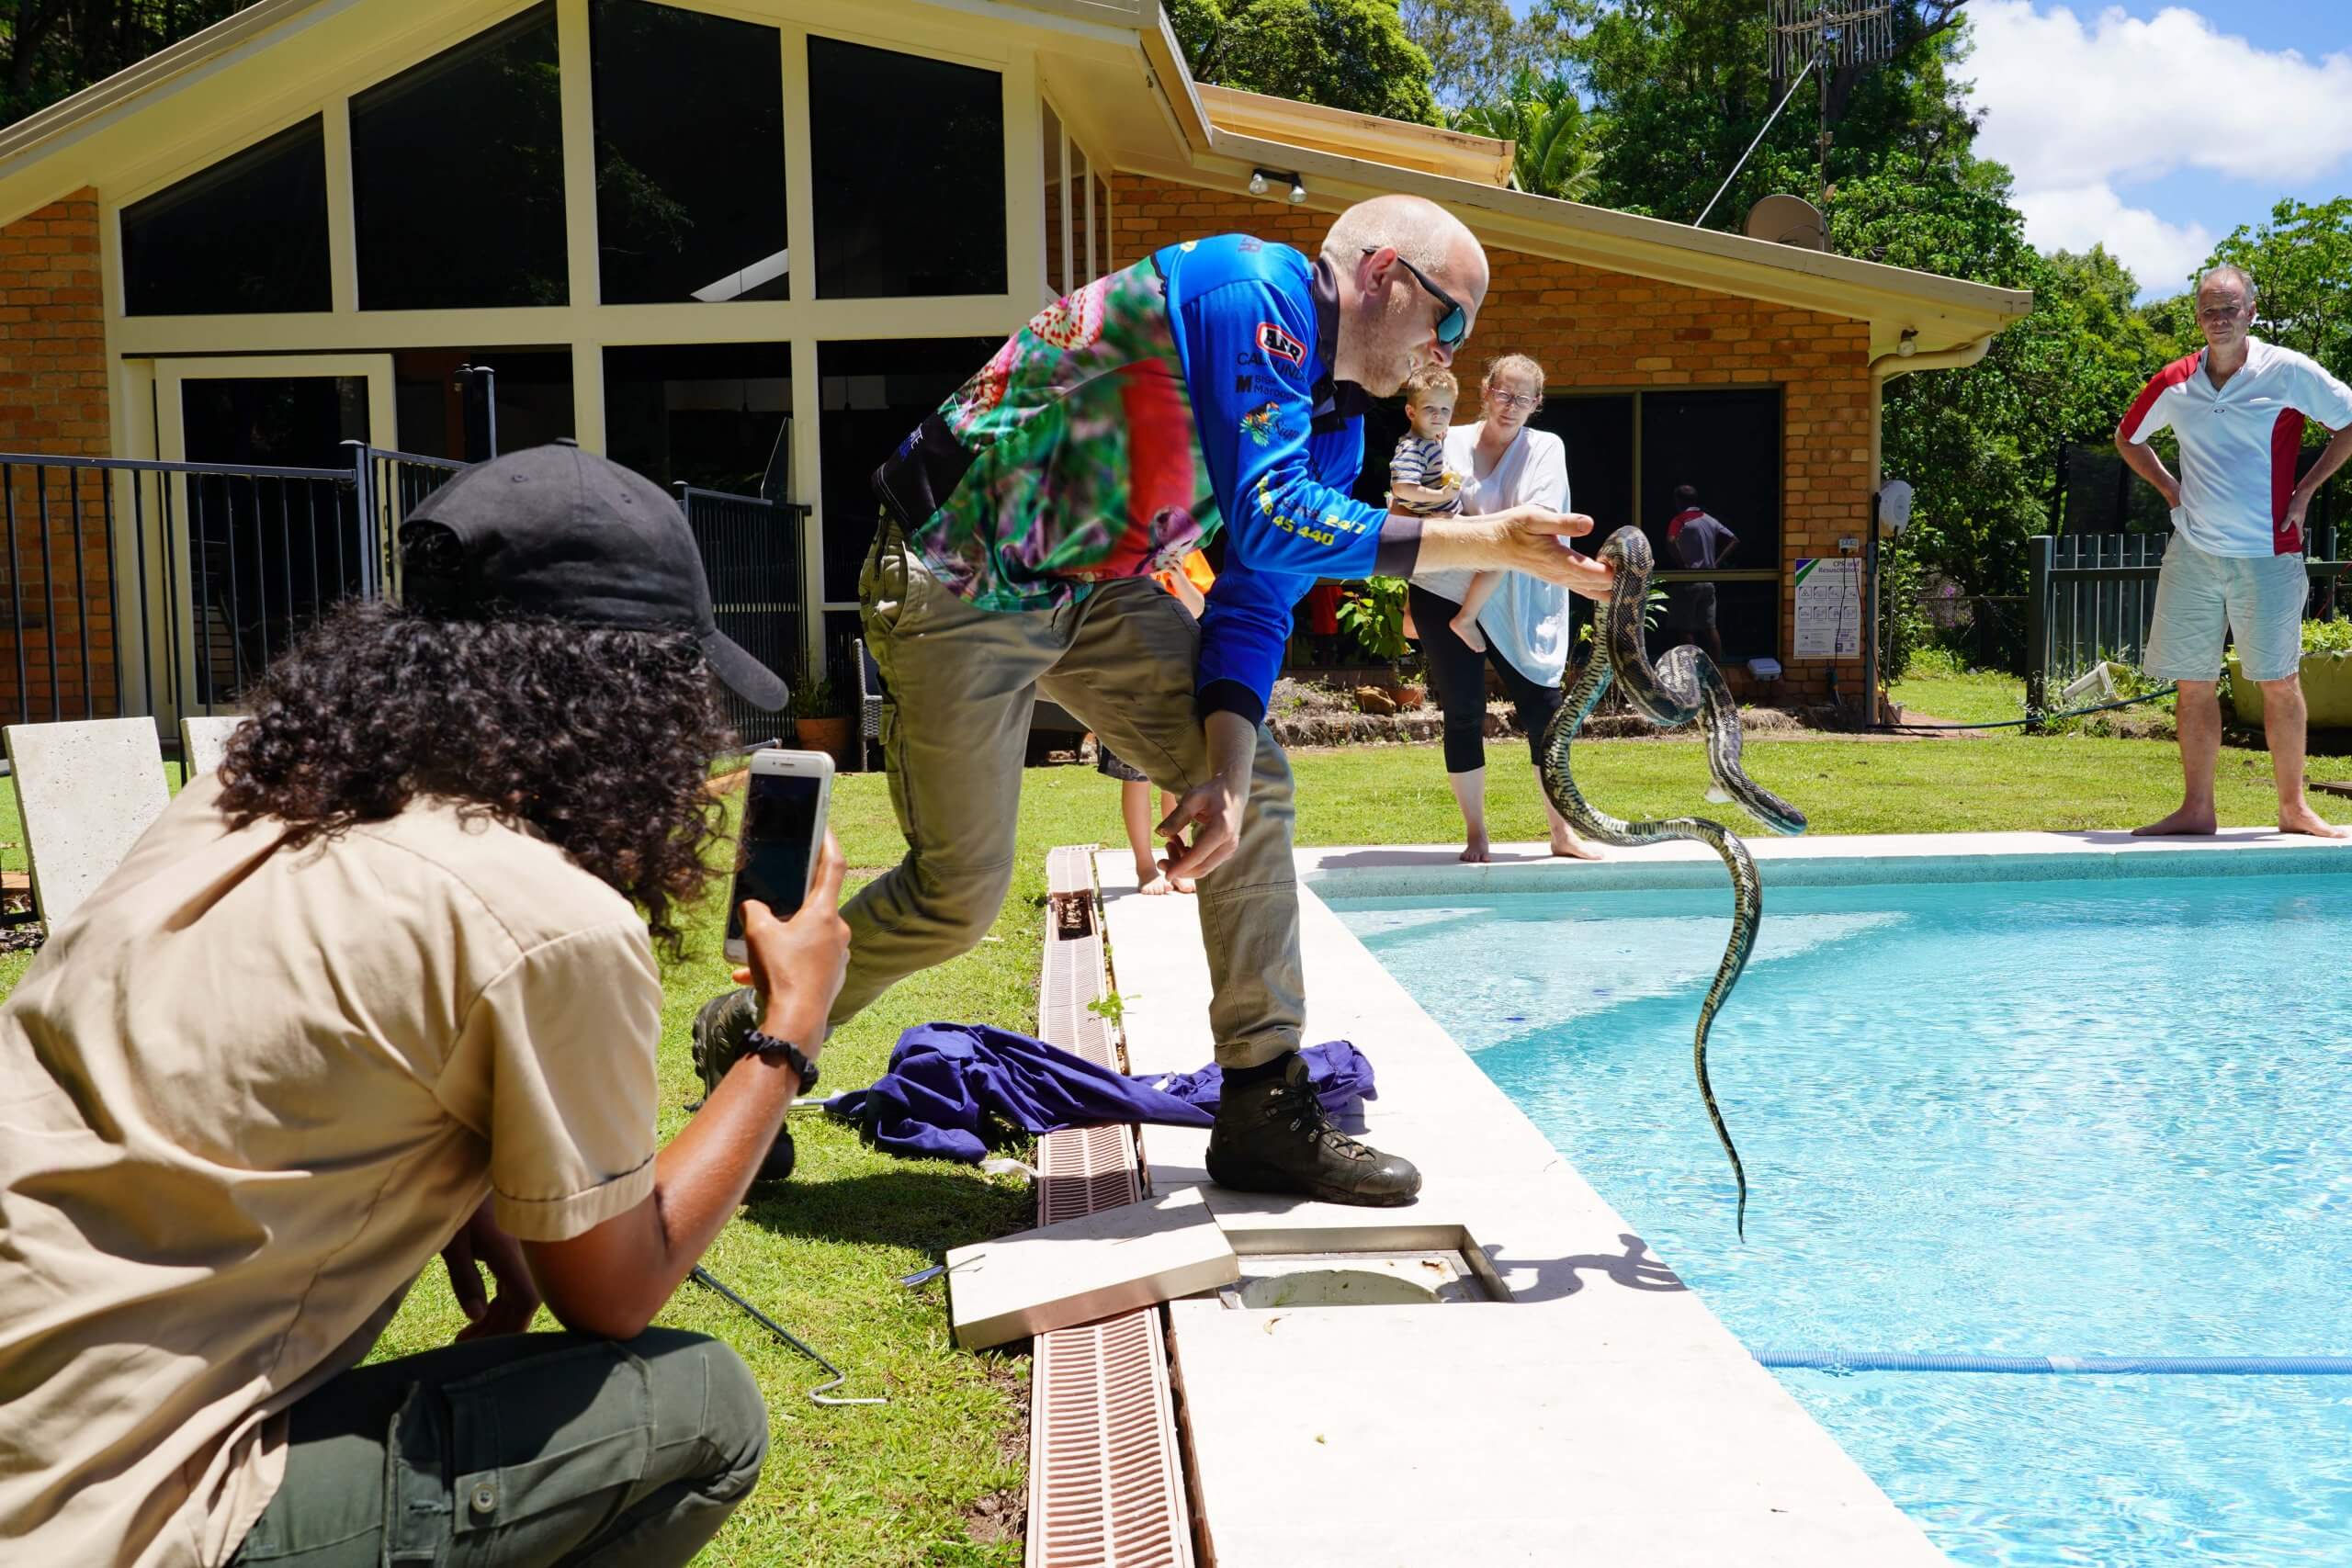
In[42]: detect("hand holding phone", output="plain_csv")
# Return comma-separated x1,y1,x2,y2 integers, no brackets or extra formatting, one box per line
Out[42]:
736,831,851,1045
725,750,834,965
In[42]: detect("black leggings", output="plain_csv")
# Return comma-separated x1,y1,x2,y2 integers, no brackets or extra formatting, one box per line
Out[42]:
1408,583,1565,775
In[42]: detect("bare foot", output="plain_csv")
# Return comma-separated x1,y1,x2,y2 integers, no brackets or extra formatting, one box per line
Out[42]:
2278,804,2352,839
1170,874,1198,894
1452,615,1486,653
1136,860,1174,895
2132,806,2218,837
1549,832,1605,862
1459,833,1491,863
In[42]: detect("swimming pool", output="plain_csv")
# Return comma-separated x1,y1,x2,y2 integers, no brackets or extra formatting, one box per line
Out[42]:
1334,866,2352,1568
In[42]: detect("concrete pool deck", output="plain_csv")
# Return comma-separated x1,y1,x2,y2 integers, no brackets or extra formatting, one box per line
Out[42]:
1098,827,2352,1564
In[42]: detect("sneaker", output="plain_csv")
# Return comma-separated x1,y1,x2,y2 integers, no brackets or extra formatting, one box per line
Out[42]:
691,987,796,1186
1205,1054,1420,1206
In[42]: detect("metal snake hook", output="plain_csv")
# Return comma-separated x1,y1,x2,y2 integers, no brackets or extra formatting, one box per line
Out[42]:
692,1265,888,1407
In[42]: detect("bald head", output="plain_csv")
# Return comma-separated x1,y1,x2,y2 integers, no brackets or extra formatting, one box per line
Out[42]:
1323,195,1487,297
1321,195,1490,393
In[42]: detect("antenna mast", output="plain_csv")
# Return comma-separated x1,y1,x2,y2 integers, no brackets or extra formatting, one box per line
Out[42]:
1769,0,1899,238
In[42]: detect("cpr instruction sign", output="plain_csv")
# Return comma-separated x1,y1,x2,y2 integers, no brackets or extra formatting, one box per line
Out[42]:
1792,558,1861,660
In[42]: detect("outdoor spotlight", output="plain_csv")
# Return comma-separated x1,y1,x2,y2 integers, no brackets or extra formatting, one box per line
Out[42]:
1895,327,1918,357
1248,170,1270,197
1286,177,1308,205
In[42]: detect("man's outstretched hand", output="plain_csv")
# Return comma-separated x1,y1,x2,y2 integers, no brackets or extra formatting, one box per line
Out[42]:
1485,506,1614,599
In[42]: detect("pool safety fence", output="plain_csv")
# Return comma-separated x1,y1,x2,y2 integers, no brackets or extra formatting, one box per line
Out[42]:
2024,524,2347,718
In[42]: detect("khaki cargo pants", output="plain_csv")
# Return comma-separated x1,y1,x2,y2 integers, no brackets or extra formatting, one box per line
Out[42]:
836,525,1306,1069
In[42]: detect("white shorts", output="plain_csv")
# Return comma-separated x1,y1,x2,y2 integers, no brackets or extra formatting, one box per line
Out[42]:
2142,539,2308,683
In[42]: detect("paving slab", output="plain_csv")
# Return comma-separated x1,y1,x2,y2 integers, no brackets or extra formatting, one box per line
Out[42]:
178,715,246,778
945,1183,1238,1350
6,718,169,928
1097,840,1954,1565
1168,1302,1950,1568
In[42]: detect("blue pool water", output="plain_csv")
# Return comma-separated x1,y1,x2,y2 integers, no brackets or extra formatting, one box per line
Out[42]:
1335,870,2352,1567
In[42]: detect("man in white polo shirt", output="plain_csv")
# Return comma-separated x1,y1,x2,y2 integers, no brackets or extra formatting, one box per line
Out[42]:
2117,263,2352,837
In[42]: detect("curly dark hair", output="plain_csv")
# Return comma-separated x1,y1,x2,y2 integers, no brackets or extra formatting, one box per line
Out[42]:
218,570,736,953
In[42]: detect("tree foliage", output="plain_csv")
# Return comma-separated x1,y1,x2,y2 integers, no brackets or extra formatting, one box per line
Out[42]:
1,1,263,127
2201,197,2352,381
1398,0,1570,110
1448,66,1597,201
1168,0,1441,126
1541,0,1976,226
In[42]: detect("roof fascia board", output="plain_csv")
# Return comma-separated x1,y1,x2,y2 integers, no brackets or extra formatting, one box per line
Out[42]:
1198,130,2031,347
0,0,353,172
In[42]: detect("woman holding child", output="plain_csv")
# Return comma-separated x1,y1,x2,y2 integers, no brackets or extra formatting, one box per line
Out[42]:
1397,354,1598,863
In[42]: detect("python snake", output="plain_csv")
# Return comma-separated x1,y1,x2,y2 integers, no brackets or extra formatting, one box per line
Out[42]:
1535,526,1807,1237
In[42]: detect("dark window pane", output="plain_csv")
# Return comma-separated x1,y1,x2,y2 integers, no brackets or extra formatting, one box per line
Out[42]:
1093,172,1112,277
123,118,331,316
353,6,568,310
1351,398,1409,516
393,349,575,460
1636,389,1778,564
808,38,1004,298
605,344,790,495
592,0,786,304
180,376,368,468
1647,577,1780,664
818,337,999,601
1529,392,1634,539
1069,143,1091,278
1041,101,1064,297
178,377,370,704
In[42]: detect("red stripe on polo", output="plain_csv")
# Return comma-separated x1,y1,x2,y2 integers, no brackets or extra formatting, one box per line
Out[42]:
2272,406,2307,552
2120,352,2199,444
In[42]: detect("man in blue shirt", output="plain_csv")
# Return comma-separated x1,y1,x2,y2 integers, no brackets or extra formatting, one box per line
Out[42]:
816,196,1611,1204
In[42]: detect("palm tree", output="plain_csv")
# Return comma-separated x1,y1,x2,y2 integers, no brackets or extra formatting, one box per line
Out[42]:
1453,68,1599,204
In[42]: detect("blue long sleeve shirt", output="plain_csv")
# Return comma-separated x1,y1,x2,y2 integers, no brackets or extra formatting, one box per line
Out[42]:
871,235,1422,724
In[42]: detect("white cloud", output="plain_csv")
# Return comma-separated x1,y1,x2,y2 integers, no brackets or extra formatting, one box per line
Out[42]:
2011,182,2214,290
1962,3,2352,289
1964,2,2352,189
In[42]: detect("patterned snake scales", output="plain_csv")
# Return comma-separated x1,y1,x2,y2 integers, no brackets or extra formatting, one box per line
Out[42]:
1535,525,1808,1238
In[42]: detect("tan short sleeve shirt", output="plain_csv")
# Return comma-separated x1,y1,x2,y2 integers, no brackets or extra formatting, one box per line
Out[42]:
0,773,663,1567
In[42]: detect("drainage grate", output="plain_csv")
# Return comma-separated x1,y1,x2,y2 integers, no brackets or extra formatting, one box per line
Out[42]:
1028,846,1193,1568
1031,1312,1192,1568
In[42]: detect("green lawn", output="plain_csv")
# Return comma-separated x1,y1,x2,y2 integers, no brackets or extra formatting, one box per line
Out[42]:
1888,659,2030,726
0,725,2316,1563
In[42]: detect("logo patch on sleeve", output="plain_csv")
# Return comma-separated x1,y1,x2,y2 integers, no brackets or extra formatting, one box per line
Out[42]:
1255,321,1306,367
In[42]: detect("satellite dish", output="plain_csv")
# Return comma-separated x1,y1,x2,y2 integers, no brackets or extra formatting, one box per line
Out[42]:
1744,194,1827,251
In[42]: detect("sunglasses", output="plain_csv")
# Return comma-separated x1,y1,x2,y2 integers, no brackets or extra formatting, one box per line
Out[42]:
1365,247,1469,350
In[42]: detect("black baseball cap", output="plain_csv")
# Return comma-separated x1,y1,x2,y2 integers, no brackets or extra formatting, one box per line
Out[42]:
401,441,788,713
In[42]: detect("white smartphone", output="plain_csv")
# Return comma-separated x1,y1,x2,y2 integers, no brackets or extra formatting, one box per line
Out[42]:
724,749,833,965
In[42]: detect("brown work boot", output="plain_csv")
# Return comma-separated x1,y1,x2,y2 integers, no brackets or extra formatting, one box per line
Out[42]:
1205,1053,1420,1206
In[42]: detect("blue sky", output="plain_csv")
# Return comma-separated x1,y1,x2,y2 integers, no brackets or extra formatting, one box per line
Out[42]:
1512,1,2352,297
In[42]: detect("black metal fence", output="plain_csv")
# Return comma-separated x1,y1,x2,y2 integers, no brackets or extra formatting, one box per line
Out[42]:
2025,525,2346,711
677,484,808,739
0,449,810,741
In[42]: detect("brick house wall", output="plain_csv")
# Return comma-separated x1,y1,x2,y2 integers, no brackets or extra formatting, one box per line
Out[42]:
0,188,114,719
1113,174,1874,705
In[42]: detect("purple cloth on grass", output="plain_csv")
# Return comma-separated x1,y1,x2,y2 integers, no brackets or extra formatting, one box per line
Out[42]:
827,1022,1377,1164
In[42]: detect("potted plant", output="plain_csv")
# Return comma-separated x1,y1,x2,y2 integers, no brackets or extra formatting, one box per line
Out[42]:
2225,615,2352,728
1335,577,1425,706
792,676,853,762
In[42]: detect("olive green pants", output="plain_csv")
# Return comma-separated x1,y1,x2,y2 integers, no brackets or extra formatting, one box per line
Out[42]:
836,525,1306,1068
230,1330,766,1567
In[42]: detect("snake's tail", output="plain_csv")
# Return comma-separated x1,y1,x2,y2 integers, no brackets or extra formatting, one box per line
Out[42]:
1695,1013,1750,1241
1691,825,1762,1241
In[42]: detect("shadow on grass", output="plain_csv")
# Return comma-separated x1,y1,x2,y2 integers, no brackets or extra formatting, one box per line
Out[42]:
741,1164,1032,1255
